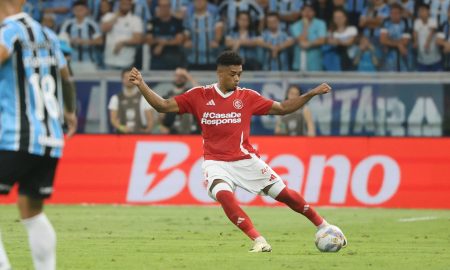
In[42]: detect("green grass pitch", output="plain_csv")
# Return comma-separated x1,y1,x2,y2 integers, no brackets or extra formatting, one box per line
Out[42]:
0,205,449,270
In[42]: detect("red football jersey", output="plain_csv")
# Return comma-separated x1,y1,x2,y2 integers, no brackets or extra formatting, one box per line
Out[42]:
174,83,274,161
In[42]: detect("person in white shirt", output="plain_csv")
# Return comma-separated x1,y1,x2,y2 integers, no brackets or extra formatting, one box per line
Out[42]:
100,0,143,69
413,3,443,71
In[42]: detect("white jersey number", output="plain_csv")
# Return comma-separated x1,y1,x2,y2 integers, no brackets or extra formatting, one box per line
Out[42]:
29,73,60,121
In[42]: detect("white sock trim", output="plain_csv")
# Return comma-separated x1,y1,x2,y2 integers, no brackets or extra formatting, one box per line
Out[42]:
210,182,233,200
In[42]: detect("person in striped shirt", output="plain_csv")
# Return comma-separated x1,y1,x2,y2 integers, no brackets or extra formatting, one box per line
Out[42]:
259,12,294,71
225,11,262,70
184,0,224,70
268,0,303,30
59,0,103,73
218,0,265,33
0,1,77,269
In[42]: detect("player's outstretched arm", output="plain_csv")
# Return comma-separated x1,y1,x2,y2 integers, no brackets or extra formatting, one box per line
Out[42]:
128,67,180,113
268,83,331,115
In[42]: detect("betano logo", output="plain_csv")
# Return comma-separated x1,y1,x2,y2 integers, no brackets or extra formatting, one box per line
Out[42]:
127,142,189,202
127,142,401,205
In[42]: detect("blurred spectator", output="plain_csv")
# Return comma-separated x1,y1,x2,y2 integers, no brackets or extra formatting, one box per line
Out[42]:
397,0,415,23
259,12,294,71
413,4,442,71
353,35,379,71
313,0,334,26
186,0,219,19
268,0,303,30
108,68,155,134
146,0,185,70
23,0,43,22
345,0,368,27
169,0,190,20
359,0,390,43
225,11,262,70
42,0,74,31
159,68,200,134
256,0,270,15
290,4,327,71
380,3,411,71
184,0,224,70
60,1,103,73
113,0,153,26
437,5,450,70
218,0,265,33
323,8,358,71
424,0,450,25
41,13,58,32
93,0,113,68
101,0,143,69
89,0,113,22
275,85,315,136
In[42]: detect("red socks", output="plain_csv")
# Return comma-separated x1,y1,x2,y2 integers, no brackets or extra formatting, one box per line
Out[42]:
216,190,261,240
275,188,324,226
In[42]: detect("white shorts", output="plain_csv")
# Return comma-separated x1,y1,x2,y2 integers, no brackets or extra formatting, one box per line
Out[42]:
202,154,286,199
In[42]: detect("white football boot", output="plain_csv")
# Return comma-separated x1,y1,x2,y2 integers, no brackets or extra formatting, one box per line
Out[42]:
249,236,272,253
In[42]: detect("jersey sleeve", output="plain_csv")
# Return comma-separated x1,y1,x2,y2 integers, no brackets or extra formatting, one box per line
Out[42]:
248,89,274,115
174,87,202,114
0,23,19,54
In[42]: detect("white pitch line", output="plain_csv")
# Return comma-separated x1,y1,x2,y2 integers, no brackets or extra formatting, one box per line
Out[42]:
398,216,438,222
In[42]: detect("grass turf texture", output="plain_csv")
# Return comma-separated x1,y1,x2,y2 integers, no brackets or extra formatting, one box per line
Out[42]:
0,206,449,270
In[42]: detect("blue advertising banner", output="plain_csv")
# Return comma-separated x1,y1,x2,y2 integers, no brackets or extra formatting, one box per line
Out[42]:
74,79,445,136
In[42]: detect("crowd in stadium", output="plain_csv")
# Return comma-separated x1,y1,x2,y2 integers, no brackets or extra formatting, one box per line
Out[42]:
21,0,450,72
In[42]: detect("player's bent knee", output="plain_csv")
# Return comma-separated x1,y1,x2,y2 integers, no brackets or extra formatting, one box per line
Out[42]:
209,182,233,201
266,181,286,199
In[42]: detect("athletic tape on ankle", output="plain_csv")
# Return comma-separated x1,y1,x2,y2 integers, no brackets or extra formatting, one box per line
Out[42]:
211,182,233,200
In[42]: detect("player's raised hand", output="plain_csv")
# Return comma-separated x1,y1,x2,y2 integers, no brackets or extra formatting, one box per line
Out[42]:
128,67,143,86
311,83,331,95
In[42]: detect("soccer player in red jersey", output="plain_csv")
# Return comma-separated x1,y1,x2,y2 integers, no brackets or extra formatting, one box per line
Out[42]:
129,51,347,252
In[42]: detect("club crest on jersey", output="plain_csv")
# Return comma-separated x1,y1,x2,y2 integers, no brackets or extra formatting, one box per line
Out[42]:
233,99,243,110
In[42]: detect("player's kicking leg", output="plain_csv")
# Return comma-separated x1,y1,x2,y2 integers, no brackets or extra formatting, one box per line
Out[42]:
264,182,347,246
209,180,272,252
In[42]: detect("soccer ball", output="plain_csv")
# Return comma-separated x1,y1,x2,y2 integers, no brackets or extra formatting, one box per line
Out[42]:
315,225,346,252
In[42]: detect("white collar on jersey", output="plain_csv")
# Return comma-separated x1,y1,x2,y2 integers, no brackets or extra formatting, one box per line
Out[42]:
3,12,28,22
214,83,235,98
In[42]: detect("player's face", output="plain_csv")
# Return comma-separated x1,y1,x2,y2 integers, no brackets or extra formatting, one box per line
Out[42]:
218,65,243,91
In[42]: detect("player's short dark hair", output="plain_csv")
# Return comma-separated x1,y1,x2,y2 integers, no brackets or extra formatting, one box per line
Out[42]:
216,50,243,67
